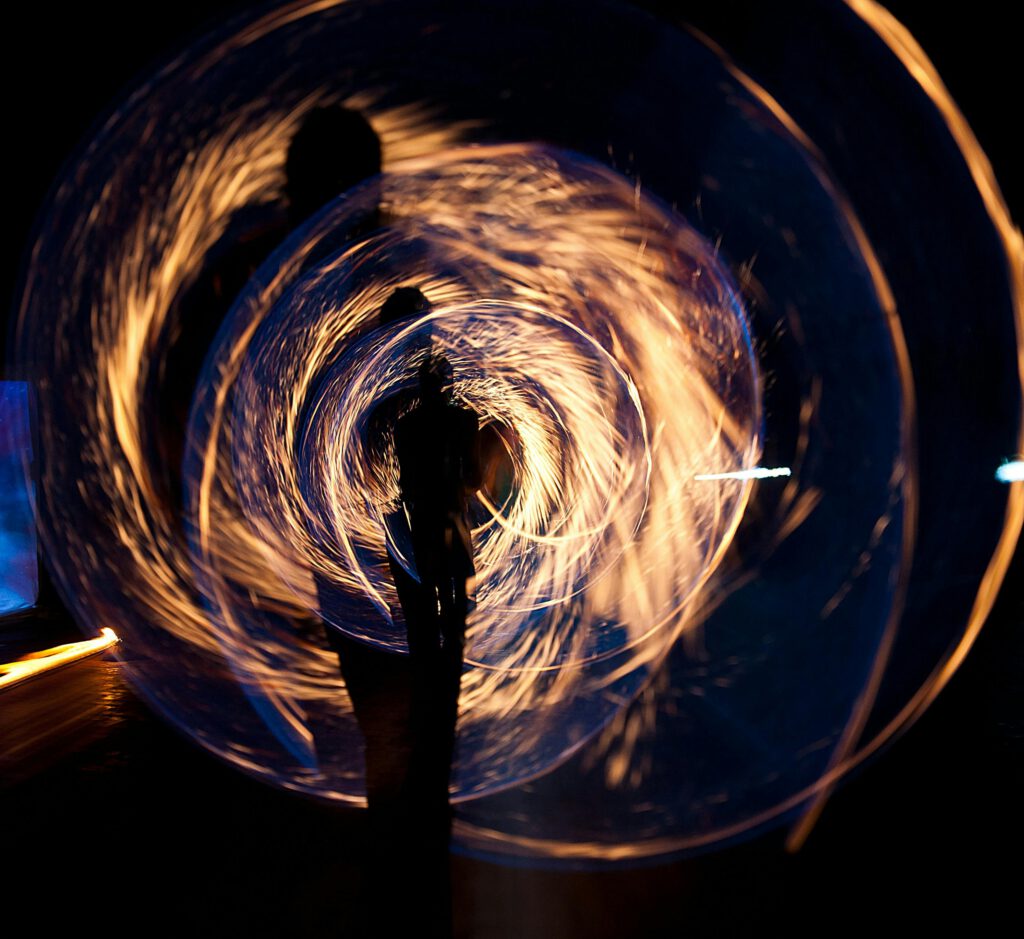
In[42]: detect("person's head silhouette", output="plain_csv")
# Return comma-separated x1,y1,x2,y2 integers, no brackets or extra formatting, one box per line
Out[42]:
380,286,431,326
418,354,453,403
285,106,382,225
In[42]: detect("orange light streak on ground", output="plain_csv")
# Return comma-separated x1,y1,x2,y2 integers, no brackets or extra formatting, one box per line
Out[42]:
0,628,119,693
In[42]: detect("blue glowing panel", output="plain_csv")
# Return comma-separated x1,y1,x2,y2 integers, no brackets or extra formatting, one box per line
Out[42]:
0,382,38,615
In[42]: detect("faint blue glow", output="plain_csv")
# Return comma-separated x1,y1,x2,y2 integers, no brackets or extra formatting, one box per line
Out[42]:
0,382,38,616
995,460,1024,483
694,466,792,481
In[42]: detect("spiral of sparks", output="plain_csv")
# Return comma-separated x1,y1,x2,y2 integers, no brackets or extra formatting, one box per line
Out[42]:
186,145,759,796
11,0,1022,863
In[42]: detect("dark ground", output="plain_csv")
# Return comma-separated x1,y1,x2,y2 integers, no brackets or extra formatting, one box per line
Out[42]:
3,2,1022,935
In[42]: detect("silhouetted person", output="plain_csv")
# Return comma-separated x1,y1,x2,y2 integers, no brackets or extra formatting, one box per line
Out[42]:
396,352,480,802
363,287,438,648
367,351,477,939
396,354,479,658
322,286,479,939
325,287,435,838
147,99,476,933
151,105,382,521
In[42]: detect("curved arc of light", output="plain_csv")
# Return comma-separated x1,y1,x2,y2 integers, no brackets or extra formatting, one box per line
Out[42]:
456,2,1022,860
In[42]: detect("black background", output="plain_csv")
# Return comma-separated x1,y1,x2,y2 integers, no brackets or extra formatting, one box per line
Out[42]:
3,2,1021,935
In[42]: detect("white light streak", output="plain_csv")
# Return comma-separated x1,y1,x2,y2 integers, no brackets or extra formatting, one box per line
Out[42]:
694,466,792,481
995,460,1024,483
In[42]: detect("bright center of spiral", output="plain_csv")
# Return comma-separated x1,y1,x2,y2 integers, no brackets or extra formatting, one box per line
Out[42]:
309,300,651,664
222,145,760,680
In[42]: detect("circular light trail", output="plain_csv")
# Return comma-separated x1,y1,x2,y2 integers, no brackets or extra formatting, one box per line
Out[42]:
11,0,1022,865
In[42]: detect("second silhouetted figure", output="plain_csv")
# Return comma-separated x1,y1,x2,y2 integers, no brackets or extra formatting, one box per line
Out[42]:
396,354,480,812
395,353,480,660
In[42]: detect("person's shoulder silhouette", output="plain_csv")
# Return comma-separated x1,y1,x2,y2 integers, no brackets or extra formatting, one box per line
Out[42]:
364,287,434,470
155,105,383,519
395,355,480,517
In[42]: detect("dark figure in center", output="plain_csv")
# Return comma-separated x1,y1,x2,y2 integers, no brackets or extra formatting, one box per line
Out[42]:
329,287,481,937
395,353,481,829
